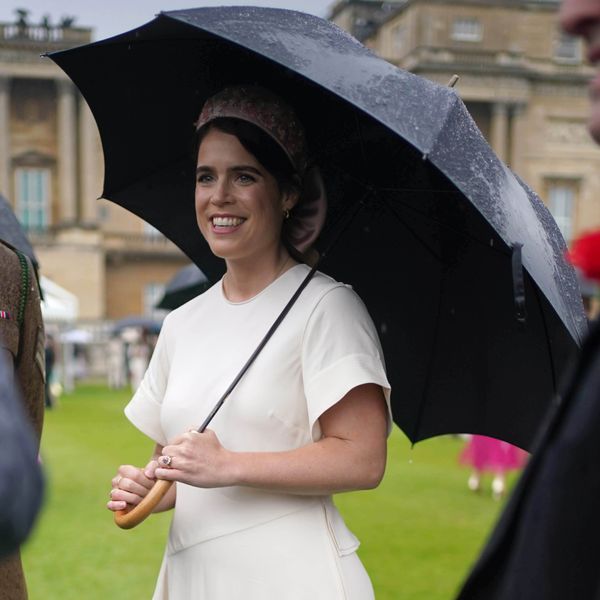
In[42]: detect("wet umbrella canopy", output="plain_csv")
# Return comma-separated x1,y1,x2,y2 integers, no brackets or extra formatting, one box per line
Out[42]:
49,7,586,450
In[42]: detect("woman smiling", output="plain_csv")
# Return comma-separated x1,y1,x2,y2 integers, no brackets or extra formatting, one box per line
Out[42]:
107,85,391,599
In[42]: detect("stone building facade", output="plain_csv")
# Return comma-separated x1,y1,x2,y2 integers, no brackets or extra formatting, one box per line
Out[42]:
330,0,600,245
2,3,599,329
0,16,187,324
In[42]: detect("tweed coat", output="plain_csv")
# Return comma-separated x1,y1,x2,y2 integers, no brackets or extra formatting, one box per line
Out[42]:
0,240,45,600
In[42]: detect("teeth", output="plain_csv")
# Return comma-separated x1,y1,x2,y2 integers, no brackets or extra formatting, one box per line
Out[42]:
212,216,244,227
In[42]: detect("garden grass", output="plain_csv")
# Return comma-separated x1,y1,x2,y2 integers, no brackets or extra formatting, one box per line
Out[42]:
22,383,519,599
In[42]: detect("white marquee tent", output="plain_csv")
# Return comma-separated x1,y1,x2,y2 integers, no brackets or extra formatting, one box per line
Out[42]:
40,276,78,323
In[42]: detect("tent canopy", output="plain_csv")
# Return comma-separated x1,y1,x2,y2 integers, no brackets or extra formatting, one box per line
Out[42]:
40,276,78,323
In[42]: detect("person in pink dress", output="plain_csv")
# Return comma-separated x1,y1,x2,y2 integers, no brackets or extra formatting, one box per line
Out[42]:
459,435,527,500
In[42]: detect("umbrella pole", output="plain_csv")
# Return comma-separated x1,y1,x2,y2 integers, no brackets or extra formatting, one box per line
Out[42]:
115,264,319,529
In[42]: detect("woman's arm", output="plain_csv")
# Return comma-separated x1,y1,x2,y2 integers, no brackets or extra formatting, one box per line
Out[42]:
156,383,388,495
107,443,177,512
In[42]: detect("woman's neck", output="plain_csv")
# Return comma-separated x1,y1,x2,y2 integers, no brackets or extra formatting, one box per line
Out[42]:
223,249,298,302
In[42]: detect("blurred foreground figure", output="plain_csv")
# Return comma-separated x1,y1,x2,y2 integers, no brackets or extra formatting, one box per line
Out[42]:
0,240,45,599
0,352,44,557
457,1,600,597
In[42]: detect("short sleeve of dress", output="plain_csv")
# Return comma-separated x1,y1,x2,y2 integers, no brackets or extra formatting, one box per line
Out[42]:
124,316,172,446
302,285,392,441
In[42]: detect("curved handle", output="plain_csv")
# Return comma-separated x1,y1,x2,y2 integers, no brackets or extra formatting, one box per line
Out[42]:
114,479,173,530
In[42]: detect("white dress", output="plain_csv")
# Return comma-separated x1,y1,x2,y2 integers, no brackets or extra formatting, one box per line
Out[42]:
125,264,392,599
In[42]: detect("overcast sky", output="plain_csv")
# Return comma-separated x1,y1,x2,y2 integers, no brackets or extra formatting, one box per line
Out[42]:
0,1,334,41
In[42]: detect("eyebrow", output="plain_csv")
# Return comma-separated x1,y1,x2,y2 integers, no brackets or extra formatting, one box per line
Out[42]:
195,165,263,176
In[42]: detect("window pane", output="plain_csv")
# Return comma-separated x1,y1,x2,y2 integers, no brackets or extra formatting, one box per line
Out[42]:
392,24,405,55
555,33,581,62
14,168,50,231
548,185,574,242
452,19,482,42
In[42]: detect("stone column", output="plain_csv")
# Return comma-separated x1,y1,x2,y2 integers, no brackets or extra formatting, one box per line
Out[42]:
490,102,509,164
509,103,527,172
56,79,78,223
79,99,101,224
0,76,11,198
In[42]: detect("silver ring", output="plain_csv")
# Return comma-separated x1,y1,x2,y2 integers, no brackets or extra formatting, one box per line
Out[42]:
160,455,173,467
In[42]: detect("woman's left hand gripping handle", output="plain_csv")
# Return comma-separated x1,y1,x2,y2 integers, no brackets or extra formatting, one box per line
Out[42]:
107,461,158,512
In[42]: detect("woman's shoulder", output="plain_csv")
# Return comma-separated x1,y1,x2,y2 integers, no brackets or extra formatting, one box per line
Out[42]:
284,264,346,301
295,266,367,315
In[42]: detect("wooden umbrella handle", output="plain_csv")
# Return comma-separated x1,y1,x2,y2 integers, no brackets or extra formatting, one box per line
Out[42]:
114,479,173,529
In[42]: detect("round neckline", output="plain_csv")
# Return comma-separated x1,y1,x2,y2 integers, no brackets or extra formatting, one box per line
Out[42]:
219,263,307,306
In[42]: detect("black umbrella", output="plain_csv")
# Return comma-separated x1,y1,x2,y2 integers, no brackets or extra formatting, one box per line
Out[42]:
48,7,586,451
156,263,211,310
0,194,38,268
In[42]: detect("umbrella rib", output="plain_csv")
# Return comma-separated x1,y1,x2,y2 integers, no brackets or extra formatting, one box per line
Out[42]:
320,189,374,259
531,281,558,393
382,196,444,263
353,112,369,167
378,187,464,195
410,270,445,445
382,194,510,258
317,160,510,259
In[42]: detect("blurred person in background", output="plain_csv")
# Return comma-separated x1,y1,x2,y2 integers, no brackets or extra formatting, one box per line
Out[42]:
459,435,527,500
107,333,127,389
0,239,45,600
127,329,150,392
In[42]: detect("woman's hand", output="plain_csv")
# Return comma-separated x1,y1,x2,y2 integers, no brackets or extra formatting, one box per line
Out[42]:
107,461,158,512
156,429,236,488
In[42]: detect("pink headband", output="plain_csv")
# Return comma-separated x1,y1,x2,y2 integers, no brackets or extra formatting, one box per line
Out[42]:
196,86,327,253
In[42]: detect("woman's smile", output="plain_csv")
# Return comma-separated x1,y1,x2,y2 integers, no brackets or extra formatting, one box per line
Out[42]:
210,214,247,232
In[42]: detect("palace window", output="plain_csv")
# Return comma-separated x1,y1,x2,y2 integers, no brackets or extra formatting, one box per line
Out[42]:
547,182,576,243
391,23,406,56
14,167,50,230
451,18,482,42
555,32,581,63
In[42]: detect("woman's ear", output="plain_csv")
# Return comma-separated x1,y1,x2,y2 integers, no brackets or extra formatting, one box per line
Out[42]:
281,188,300,213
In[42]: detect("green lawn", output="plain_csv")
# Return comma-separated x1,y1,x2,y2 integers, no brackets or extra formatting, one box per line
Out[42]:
22,383,517,599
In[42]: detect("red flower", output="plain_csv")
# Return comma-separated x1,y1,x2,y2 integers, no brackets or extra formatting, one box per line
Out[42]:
568,229,600,282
